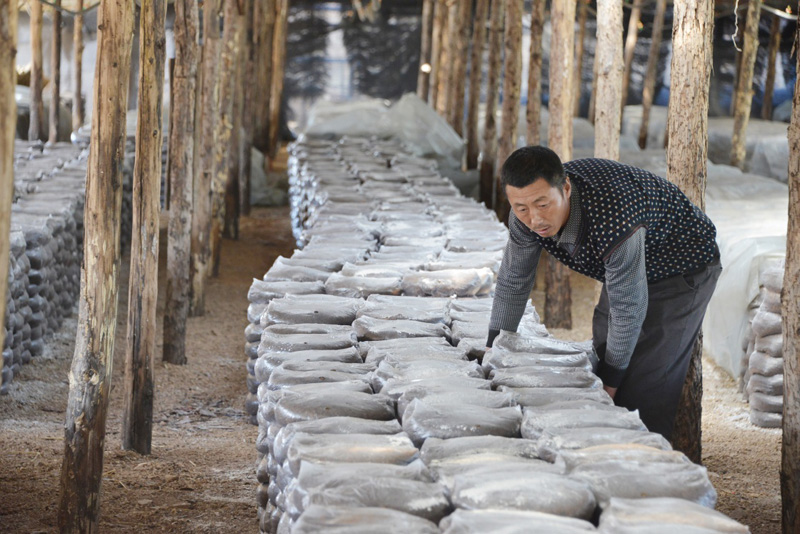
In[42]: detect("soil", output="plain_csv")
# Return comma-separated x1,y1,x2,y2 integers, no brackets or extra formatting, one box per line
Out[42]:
0,203,782,533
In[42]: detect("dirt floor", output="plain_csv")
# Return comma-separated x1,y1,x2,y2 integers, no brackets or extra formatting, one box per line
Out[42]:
0,205,782,533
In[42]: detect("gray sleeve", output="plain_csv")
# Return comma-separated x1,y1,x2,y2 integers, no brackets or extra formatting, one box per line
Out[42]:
601,227,648,387
489,211,542,334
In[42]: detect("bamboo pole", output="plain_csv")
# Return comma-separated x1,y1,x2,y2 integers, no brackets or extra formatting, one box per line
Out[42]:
189,0,221,317
782,13,800,528
465,0,489,169
267,0,288,158
666,0,714,464
72,0,83,131
731,0,761,169
544,0,576,330
762,14,781,121
122,0,168,455
620,0,642,115
48,0,61,144
417,0,434,102
240,0,255,216
163,0,198,366
57,0,135,528
638,0,667,149
436,0,455,118
573,0,589,117
594,0,624,161
478,0,504,208
494,0,523,224
29,0,44,142
0,0,19,389
429,0,445,105
448,0,472,136
526,0,545,145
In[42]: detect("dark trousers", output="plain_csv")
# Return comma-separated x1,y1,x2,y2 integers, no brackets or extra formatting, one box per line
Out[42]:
592,259,722,441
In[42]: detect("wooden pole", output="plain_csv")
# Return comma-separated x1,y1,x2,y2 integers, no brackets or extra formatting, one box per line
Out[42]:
478,0,504,208
240,0,255,216
122,0,168,455
666,0,714,464
638,0,667,149
48,0,62,144
594,0,624,161
782,12,800,529
494,0,523,223
587,39,599,124
72,0,83,131
731,0,761,169
0,0,19,389
224,0,247,237
163,0,198,366
762,14,781,121
436,0,455,118
267,0,288,158
544,0,575,330
526,0,545,145
448,0,472,136
253,0,275,153
620,0,642,115
29,0,44,142
57,0,135,528
465,0,489,169
573,0,589,117
190,0,221,317
417,0,434,102
429,0,445,106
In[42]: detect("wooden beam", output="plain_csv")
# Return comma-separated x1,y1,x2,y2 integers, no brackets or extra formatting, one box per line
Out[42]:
478,0,505,208
762,14,781,121
253,0,275,153
573,0,589,117
544,0,575,330
48,0,62,144
525,0,545,146
448,0,471,136
639,0,667,149
239,0,255,216
72,0,83,131
416,0,434,102
121,0,167,455
731,0,761,169
666,0,714,464
267,0,288,158
594,0,624,161
0,0,19,390
436,0,455,117
57,0,135,528
428,0,445,105
29,0,44,141
163,0,199,366
620,0,642,116
494,0,523,224
465,0,489,169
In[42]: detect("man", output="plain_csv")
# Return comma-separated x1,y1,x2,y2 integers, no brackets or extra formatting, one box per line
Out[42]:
486,146,721,440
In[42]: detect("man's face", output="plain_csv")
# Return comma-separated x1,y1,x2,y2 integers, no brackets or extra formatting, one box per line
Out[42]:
506,177,571,238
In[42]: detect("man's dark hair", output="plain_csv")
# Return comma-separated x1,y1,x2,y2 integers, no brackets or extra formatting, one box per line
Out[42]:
500,145,566,190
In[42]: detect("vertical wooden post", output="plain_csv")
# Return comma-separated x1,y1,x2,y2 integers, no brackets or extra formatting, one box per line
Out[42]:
0,0,18,386
666,0,714,464
429,0,445,106
762,14,781,121
163,0,199,366
526,0,545,146
494,0,523,224
253,0,275,153
436,0,455,118
465,0,489,169
544,0,575,330
417,0,434,102
731,0,761,169
782,14,800,528
267,0,288,158
224,0,247,237
58,0,135,529
620,0,642,115
638,0,667,149
190,0,221,317
588,41,599,124
72,0,84,131
573,0,589,117
122,0,168,455
48,0,62,144
29,0,44,142
448,0,472,136
240,0,256,216
478,0,505,208
594,0,624,161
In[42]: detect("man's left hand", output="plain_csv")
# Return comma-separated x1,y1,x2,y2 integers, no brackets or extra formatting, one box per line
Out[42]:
603,385,617,400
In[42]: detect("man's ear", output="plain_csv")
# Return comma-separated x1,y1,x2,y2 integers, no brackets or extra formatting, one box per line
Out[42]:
562,176,571,198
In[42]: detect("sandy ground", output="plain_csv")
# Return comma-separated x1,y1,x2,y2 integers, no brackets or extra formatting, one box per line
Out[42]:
0,205,782,533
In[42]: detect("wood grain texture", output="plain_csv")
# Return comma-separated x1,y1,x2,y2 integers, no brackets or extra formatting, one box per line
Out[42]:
639,0,667,149
48,0,61,144
267,0,288,157
478,0,505,208
525,0,545,146
594,0,623,161
620,0,642,114
28,0,43,141
761,15,781,121
416,0,434,101
573,0,589,117
428,0,445,105
253,0,275,152
465,0,489,169
72,0,83,130
730,0,761,169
